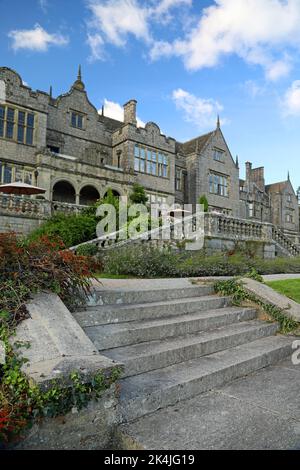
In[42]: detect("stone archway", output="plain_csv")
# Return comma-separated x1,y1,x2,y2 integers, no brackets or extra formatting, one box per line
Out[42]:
79,185,100,206
52,181,76,204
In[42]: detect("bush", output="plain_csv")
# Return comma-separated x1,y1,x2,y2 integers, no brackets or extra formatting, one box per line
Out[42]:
0,232,101,443
100,245,300,278
0,233,97,327
76,243,99,257
27,212,98,248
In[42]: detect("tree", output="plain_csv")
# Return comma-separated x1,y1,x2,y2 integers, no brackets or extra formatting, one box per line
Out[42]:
199,195,209,212
129,183,149,205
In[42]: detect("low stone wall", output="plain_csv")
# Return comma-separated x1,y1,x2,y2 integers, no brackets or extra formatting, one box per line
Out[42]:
14,388,120,450
0,213,43,235
6,293,123,450
204,237,276,259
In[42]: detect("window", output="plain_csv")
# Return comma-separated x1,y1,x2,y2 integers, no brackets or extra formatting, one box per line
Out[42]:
175,168,182,191
47,145,60,154
134,144,168,178
286,214,294,223
248,202,254,218
6,108,15,139
0,161,34,185
71,111,84,129
209,172,228,197
0,106,5,137
0,106,35,145
287,194,292,203
213,148,224,162
26,113,34,145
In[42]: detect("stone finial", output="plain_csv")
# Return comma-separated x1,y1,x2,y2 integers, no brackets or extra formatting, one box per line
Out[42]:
236,155,239,169
287,171,290,181
217,115,220,129
72,65,85,91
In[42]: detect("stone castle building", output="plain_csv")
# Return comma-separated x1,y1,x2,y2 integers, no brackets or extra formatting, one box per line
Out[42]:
0,65,299,246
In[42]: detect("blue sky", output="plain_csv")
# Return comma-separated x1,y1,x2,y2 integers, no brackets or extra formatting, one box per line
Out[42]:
1,0,300,189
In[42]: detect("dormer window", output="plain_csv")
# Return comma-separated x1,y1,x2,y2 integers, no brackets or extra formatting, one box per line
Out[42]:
213,148,224,162
71,111,84,129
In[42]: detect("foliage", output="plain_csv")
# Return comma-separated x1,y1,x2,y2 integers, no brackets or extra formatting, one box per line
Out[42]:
27,212,99,248
76,243,99,257
214,279,298,334
266,279,300,304
129,183,149,205
0,325,121,443
244,268,264,283
0,232,117,445
198,195,209,212
100,245,300,279
0,233,96,326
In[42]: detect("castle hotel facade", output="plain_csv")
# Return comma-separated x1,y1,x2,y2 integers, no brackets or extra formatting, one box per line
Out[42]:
0,66,299,244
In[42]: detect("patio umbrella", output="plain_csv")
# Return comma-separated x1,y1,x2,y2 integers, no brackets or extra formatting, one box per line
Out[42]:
0,182,46,196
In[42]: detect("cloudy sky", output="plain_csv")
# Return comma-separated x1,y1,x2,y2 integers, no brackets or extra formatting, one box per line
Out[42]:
1,0,300,187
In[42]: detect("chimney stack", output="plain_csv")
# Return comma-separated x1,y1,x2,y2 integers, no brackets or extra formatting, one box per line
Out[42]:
245,161,252,183
124,99,137,125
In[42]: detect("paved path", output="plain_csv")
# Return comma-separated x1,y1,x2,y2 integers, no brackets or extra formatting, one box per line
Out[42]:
92,275,300,290
122,357,300,450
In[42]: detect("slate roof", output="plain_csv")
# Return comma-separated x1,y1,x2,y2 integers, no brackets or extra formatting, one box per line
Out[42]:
265,181,289,193
176,131,214,155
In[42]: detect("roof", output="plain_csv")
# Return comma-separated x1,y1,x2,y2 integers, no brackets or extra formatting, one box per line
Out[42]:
176,131,214,155
265,181,290,193
98,114,123,131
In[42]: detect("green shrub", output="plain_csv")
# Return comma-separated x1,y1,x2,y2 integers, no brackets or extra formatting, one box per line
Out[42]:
27,212,98,248
101,245,300,278
76,243,99,257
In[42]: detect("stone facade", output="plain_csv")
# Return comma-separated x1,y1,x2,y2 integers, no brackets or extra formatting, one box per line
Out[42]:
0,65,299,242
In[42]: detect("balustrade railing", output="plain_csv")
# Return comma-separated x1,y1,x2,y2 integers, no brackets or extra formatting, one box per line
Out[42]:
0,194,51,218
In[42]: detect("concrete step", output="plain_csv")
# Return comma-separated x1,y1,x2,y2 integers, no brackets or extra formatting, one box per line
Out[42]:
103,321,279,377
74,295,230,326
119,335,293,422
84,307,257,350
87,285,214,307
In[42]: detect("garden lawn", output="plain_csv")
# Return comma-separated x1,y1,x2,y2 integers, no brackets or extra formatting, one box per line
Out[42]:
266,279,300,304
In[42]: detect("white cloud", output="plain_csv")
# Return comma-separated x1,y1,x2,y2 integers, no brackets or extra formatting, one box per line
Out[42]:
87,0,150,49
87,33,105,61
172,88,224,131
101,99,145,127
8,24,69,52
150,0,300,81
86,0,192,58
282,81,300,116
39,0,48,13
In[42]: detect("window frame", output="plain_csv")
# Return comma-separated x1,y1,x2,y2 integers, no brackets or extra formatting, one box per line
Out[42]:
0,105,35,146
134,144,169,179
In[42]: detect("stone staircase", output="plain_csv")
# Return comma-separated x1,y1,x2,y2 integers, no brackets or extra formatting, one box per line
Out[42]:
73,283,294,425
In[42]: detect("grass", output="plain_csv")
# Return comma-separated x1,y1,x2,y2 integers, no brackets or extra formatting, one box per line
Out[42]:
266,279,300,304
94,273,138,279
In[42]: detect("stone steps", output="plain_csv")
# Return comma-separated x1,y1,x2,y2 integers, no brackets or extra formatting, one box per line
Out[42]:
103,320,278,378
87,284,214,307
84,306,257,350
74,295,230,326
119,335,293,422
74,283,294,427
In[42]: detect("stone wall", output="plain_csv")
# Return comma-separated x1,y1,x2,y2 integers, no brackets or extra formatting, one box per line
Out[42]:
0,213,43,235
14,388,120,450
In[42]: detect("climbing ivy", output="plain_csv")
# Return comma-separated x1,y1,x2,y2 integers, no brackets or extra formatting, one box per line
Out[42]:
0,324,122,443
214,278,299,334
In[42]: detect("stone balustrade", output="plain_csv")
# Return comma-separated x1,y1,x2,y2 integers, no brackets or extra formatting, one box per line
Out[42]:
0,193,51,219
51,201,89,214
